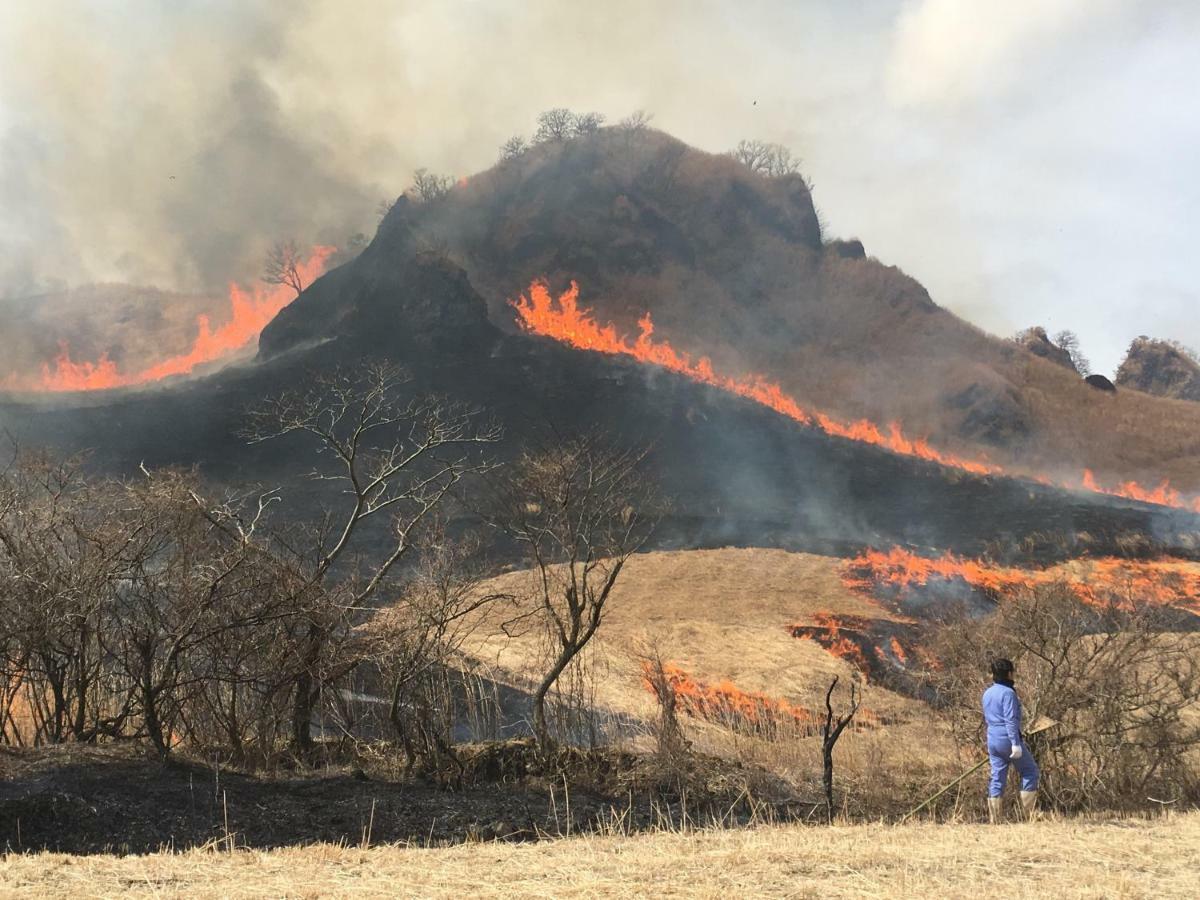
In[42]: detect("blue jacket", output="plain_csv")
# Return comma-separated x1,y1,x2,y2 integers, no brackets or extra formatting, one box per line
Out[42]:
982,682,1023,746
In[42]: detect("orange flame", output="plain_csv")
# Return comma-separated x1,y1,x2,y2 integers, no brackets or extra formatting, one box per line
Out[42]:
843,546,1200,616
642,662,878,733
510,280,1200,513
512,281,1000,475
12,246,335,393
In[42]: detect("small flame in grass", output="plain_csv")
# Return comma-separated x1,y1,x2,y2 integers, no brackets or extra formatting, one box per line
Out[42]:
510,280,1200,513
642,661,880,734
843,546,1200,617
10,246,336,393
790,613,927,680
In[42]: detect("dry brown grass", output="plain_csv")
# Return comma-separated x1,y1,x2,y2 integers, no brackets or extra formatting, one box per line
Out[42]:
4,813,1196,898
468,548,955,806
469,548,920,725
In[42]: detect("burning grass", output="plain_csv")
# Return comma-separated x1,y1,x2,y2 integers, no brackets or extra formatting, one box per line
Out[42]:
511,280,1200,513
842,546,1200,618
641,661,882,736
4,246,334,392
788,613,934,682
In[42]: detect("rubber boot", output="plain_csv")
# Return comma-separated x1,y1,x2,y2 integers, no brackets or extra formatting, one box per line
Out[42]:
987,797,1004,824
1019,790,1038,821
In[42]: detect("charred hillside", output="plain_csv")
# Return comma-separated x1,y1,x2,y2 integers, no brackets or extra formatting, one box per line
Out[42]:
260,127,1200,493
4,225,1200,562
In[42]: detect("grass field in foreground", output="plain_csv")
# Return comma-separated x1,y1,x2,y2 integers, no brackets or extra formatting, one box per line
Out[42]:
3,813,1196,899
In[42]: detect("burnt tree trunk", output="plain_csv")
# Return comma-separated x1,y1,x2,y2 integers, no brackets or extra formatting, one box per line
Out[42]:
821,675,861,824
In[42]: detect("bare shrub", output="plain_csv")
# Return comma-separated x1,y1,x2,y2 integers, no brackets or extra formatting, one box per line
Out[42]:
924,582,1200,811
731,140,802,177
409,168,454,203
636,641,686,760
486,435,660,750
635,142,686,197
366,530,508,773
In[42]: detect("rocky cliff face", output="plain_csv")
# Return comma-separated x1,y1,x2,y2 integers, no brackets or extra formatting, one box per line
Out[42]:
1015,327,1078,373
1116,337,1200,402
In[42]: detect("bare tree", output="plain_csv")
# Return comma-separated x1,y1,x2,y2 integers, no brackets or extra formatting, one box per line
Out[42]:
1053,330,1092,376
499,135,528,160
409,169,455,203
731,139,802,177
821,675,861,824
243,362,499,753
263,240,307,297
571,112,606,136
488,435,659,750
616,110,652,132
534,108,576,143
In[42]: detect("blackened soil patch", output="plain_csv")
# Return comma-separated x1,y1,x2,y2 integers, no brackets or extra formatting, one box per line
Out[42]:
0,741,808,855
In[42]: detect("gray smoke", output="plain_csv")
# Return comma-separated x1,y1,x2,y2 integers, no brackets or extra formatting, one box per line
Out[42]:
2,1,1198,375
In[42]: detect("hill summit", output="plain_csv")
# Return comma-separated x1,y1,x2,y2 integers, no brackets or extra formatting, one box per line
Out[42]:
262,124,1200,492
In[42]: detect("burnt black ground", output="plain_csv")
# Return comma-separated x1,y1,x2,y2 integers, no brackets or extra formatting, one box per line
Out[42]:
3,209,1199,562
0,742,806,855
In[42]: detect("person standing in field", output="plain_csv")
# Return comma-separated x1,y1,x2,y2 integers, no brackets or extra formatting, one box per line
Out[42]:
982,657,1039,822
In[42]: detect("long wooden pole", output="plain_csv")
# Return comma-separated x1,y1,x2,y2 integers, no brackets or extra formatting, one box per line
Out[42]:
900,721,1058,823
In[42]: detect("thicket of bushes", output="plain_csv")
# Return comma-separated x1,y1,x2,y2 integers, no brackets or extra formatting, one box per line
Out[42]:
0,363,655,774
925,583,1200,811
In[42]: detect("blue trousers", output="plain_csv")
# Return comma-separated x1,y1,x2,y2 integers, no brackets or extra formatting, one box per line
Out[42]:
987,738,1039,797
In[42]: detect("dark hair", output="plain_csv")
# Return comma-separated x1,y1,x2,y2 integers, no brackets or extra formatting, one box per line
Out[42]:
991,657,1014,681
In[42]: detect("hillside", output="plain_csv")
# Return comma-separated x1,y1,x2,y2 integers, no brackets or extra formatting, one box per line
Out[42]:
469,548,921,728
261,128,1200,492
7,248,1195,562
4,128,1200,567
0,284,226,386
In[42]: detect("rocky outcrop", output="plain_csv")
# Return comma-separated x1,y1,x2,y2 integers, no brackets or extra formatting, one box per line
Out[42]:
1115,337,1200,402
258,198,496,361
1015,327,1077,372
827,238,866,260
1084,374,1117,393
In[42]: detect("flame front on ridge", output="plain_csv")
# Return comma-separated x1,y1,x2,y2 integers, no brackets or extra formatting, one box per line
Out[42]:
510,279,1200,513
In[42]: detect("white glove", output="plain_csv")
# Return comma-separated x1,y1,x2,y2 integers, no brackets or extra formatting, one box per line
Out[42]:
1010,744,1023,760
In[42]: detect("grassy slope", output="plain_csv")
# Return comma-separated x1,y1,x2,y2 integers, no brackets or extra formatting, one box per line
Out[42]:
467,546,945,807
7,813,1197,898
469,547,919,725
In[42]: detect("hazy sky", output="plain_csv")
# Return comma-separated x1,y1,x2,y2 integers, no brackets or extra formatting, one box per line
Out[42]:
1,0,1197,375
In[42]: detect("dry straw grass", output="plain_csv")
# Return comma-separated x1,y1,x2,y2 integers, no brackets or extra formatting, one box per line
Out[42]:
3,813,1196,898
